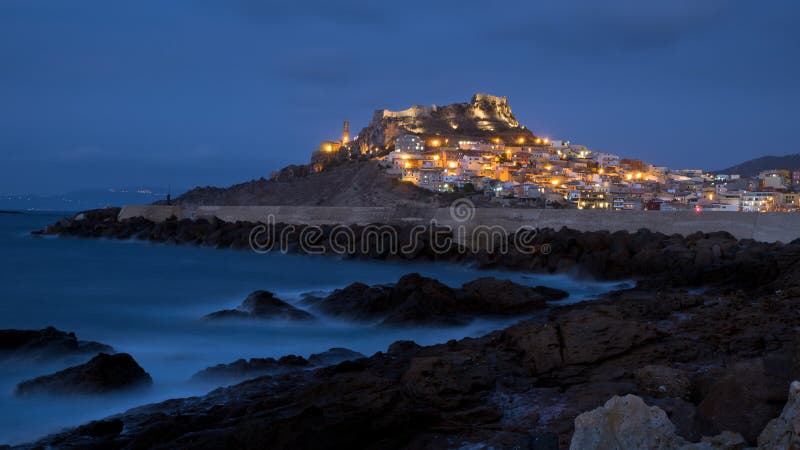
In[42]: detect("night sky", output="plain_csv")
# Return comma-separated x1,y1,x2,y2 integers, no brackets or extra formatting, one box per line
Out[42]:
2,0,798,194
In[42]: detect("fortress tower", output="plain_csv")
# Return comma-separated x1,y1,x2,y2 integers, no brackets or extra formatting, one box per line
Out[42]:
342,120,350,144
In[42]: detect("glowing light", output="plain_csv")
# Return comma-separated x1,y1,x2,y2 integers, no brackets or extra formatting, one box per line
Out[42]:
635,173,643,179
517,137,525,144
433,154,440,161
431,139,441,147
492,137,501,144
551,179,560,185
599,168,604,175
626,173,633,180
400,154,409,160
404,162,412,168
543,138,550,144
535,138,542,144
325,144,333,152
448,161,458,169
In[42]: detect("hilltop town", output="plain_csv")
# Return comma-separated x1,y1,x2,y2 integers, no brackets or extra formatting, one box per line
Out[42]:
310,94,800,212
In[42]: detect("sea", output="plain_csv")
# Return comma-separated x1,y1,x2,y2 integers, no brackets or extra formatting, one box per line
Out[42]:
0,211,627,444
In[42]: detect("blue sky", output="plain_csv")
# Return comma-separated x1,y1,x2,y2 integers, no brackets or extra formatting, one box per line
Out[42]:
1,0,798,194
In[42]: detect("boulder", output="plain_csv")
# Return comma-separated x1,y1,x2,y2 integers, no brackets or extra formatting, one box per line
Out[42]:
697,358,787,443
569,394,687,450
758,380,800,449
0,327,113,362
15,353,152,396
458,277,569,314
570,394,748,450
205,291,315,322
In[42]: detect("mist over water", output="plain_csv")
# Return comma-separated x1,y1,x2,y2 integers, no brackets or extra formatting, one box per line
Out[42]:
0,212,626,444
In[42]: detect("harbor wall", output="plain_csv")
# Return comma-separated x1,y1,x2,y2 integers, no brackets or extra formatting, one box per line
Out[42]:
117,205,800,243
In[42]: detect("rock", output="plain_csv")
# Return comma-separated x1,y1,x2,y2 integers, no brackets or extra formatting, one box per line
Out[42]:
307,274,565,326
569,394,687,450
304,282,395,321
570,394,748,450
193,348,365,384
635,365,691,399
192,355,309,383
15,353,152,396
458,277,569,313
73,418,124,438
0,327,113,362
307,348,365,366
697,358,787,443
758,380,800,449
204,290,315,321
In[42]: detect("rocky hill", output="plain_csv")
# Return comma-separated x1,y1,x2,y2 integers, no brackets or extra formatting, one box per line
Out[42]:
714,153,800,176
351,93,537,155
168,161,454,208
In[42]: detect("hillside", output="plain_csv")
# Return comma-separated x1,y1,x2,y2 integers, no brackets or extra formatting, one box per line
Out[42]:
351,93,536,154
169,161,457,208
714,153,800,176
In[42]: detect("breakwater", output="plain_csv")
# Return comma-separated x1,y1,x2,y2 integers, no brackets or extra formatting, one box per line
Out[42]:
117,205,800,243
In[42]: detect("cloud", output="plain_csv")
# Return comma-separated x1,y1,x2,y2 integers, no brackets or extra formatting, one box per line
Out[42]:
486,0,732,54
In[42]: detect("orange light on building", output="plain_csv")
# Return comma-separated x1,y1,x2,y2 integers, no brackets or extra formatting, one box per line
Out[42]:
543,138,550,144
325,144,333,152
635,172,642,179
535,138,542,144
551,179,560,185
492,137,501,144
448,161,458,169
517,137,525,144
400,154,409,160
433,154,440,161
404,162,412,168
544,165,552,171
598,168,604,175
626,173,633,180
431,139,441,147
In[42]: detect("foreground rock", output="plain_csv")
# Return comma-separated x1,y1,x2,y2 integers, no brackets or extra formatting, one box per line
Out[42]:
23,275,800,449
0,327,113,362
204,290,315,321
15,353,152,396
191,348,365,384
569,394,747,450
758,380,800,448
303,273,567,326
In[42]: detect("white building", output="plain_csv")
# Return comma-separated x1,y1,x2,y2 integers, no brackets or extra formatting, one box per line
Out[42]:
395,134,425,153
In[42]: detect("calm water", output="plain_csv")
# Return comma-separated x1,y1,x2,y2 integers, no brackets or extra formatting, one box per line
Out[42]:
0,212,625,444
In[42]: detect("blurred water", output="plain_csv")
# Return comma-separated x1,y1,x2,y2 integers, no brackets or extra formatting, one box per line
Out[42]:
0,211,625,444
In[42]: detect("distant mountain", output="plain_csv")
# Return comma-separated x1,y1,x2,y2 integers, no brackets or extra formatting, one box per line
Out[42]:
0,186,185,212
714,154,800,177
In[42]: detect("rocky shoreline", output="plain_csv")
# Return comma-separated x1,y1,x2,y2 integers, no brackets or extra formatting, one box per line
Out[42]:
35,207,796,287
14,209,800,448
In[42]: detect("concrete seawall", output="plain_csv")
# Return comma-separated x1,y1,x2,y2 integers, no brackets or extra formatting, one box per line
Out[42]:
118,205,800,243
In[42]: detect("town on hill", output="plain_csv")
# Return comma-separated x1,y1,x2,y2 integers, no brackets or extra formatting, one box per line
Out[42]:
308,94,800,213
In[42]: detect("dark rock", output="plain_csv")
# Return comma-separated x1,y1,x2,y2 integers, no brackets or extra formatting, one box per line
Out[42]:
307,348,365,366
192,348,365,384
0,327,113,362
74,418,124,438
15,353,152,396
458,277,569,313
204,290,315,322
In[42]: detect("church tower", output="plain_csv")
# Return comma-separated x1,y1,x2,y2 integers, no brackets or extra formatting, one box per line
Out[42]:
342,120,350,144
